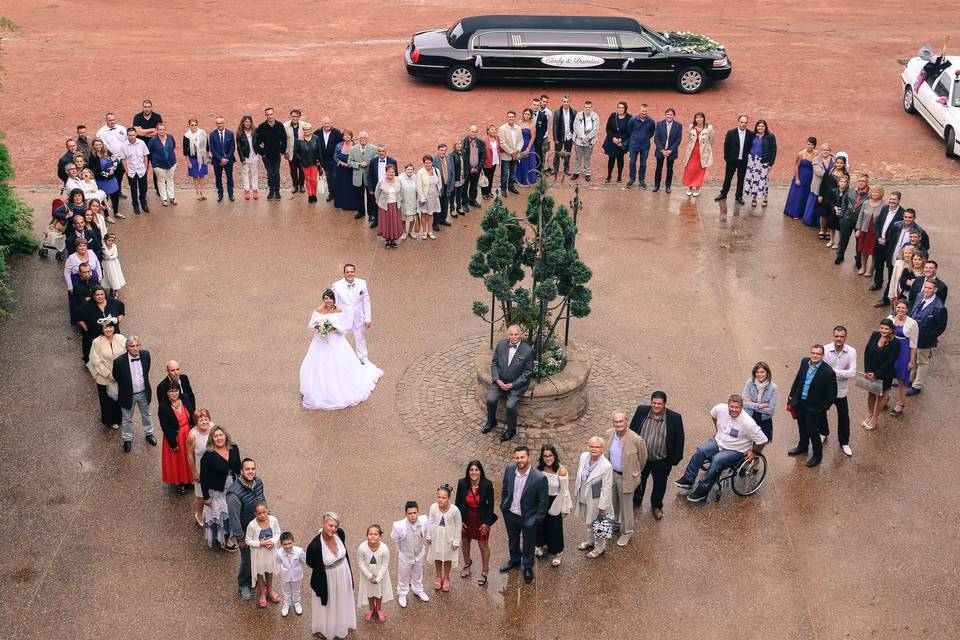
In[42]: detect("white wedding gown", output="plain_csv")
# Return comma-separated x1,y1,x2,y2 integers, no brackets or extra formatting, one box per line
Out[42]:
299,310,383,410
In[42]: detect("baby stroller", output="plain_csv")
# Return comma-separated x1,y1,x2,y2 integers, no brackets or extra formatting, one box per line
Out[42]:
38,198,67,261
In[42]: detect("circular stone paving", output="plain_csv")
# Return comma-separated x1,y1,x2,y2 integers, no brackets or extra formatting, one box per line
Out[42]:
396,336,655,476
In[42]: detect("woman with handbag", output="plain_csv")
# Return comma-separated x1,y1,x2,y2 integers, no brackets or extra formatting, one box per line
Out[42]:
742,362,777,442
573,437,613,559
454,460,497,586
681,112,714,197
294,124,323,203
86,318,126,430
602,101,630,183
861,318,901,430
481,124,499,199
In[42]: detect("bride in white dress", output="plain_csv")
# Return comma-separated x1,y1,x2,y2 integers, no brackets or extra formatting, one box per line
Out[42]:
300,289,383,410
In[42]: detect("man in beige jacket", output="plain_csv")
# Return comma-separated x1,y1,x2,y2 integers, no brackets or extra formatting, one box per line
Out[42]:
604,411,648,546
497,111,523,196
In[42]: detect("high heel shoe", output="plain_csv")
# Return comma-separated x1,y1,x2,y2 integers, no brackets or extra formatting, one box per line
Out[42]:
761,197,768,207
751,197,757,207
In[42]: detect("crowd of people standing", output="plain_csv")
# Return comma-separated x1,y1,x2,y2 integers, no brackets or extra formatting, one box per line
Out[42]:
43,93,950,639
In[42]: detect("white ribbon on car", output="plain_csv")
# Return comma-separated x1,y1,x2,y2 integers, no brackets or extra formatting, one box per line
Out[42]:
474,55,483,69
622,57,635,70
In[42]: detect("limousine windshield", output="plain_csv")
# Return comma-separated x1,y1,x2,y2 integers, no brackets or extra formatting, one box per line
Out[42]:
448,22,464,44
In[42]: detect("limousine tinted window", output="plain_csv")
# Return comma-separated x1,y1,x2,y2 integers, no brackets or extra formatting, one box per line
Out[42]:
474,31,509,49
618,32,655,51
514,30,618,50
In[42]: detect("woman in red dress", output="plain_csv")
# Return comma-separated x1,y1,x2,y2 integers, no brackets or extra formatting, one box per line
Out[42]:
681,111,715,197
454,460,497,586
159,385,195,493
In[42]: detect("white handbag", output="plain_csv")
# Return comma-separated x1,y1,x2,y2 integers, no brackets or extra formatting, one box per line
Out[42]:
317,174,328,195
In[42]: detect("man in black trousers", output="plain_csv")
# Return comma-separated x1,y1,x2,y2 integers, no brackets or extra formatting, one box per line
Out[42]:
629,390,684,520
715,114,754,204
870,191,904,294
787,344,837,467
499,445,548,584
256,107,288,200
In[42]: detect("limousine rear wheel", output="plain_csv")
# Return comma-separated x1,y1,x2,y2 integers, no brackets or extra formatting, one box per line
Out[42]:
676,66,706,94
446,64,477,91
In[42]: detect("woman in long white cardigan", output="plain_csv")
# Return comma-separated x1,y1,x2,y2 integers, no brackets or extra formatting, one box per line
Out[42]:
573,437,614,558
87,321,126,429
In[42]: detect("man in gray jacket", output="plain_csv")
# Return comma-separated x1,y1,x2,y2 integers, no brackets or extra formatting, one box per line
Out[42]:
347,131,378,224
227,458,266,600
481,325,535,442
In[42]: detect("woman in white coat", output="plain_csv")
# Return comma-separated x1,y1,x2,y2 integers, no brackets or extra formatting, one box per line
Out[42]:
415,155,443,240
573,437,613,558
86,319,126,429
680,112,715,197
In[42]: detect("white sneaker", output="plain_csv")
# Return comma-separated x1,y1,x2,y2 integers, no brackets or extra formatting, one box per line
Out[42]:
281,604,290,617
294,602,302,615
398,594,408,608
414,591,430,602
692,189,700,197
841,444,853,457
686,187,693,196
616,533,632,547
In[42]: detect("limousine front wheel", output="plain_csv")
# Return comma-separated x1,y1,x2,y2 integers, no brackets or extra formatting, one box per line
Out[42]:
676,67,706,94
446,64,477,91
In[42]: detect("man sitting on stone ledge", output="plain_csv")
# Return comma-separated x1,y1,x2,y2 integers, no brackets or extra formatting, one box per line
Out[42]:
481,325,534,442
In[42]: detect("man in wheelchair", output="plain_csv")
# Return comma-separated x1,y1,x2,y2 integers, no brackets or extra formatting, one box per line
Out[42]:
674,395,768,503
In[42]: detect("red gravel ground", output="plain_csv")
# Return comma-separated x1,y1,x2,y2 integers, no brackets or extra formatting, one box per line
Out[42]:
1,1,959,184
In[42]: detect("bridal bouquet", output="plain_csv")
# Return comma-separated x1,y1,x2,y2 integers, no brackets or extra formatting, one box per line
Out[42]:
315,319,335,341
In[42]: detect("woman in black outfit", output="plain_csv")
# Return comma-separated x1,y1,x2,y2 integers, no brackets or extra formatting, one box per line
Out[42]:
76,287,125,363
454,460,497,585
199,426,242,550
534,444,570,567
862,318,901,431
602,101,631,183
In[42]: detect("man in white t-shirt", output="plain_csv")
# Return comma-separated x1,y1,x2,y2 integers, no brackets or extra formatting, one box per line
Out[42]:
674,395,768,503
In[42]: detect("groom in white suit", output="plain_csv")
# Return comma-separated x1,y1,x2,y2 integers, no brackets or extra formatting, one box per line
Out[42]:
332,263,372,363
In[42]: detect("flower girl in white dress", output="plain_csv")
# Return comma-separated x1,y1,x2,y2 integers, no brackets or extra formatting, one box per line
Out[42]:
99,233,126,296
299,288,383,410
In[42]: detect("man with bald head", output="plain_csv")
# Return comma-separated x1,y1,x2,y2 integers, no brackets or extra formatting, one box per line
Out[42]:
157,359,197,413
481,325,534,442
604,411,647,546
461,124,486,210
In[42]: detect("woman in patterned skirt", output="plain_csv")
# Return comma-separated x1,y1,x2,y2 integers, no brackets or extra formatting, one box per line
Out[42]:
744,120,777,208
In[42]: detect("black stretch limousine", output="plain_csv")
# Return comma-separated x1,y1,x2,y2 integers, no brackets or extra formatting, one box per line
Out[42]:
404,15,732,94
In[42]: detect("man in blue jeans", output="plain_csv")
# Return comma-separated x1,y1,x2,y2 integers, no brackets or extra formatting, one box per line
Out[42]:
626,103,655,189
227,458,266,600
674,395,768,502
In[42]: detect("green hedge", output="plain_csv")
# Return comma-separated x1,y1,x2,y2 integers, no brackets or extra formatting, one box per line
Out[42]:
0,131,37,317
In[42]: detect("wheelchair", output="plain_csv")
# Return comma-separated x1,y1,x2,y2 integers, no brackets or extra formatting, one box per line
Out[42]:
700,452,767,502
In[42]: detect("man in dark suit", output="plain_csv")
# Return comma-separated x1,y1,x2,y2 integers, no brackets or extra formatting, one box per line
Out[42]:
112,335,157,453
432,143,456,230
533,97,549,171
58,138,79,184
318,116,343,202
787,345,838,467
499,445,548,584
482,325,535,442
365,145,397,228
551,96,577,176
908,260,948,308
652,108,682,193
870,191,904,293
715,114,754,204
208,116,236,202
156,360,197,413
65,215,100,258
876,207,929,306
629,390,684,519
907,279,949,396
255,107,288,200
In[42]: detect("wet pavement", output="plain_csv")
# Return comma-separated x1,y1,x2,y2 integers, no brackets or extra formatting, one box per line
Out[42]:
1,180,958,639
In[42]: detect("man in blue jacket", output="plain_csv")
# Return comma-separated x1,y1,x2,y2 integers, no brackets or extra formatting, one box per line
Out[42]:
653,108,683,193
626,104,656,189
208,116,236,202
907,279,948,396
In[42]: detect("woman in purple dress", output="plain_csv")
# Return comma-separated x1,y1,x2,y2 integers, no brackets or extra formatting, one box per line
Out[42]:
886,300,918,417
516,108,537,185
783,137,817,219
